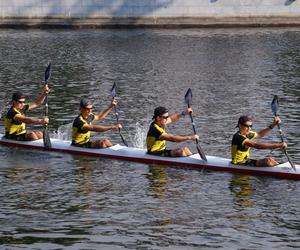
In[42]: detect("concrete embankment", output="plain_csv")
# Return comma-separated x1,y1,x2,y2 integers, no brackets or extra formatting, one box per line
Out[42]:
1,0,300,28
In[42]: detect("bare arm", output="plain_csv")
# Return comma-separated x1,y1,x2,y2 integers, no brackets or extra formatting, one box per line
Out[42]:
94,100,116,121
256,127,272,138
14,114,48,124
166,107,192,125
29,84,49,109
244,139,286,150
161,133,199,142
257,116,281,138
83,123,122,133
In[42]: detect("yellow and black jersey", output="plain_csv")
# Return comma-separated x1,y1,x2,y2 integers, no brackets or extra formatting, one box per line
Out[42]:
72,114,96,145
4,104,30,136
146,122,167,153
231,130,257,164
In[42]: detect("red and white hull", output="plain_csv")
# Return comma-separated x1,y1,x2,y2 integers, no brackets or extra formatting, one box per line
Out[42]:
0,134,299,180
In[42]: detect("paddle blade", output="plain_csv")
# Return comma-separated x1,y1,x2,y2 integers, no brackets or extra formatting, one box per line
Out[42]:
184,88,192,107
271,95,279,115
43,129,52,148
45,62,52,83
110,82,117,98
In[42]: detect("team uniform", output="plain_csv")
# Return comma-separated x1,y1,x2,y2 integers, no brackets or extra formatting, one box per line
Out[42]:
231,130,258,166
4,104,30,141
72,114,96,148
146,122,172,157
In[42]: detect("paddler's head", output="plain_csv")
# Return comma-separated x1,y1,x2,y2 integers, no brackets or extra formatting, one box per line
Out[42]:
237,115,253,133
80,99,93,117
153,106,169,125
12,92,26,109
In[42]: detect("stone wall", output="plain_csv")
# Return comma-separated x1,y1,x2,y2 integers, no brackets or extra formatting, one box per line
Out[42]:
0,0,300,27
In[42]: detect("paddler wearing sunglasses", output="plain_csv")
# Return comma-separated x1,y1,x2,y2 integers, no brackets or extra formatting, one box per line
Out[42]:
4,85,50,141
146,106,199,157
231,115,287,167
71,99,122,148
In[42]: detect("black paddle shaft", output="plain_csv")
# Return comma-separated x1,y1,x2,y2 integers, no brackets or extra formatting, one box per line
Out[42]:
113,98,128,147
188,105,199,142
271,95,296,171
276,122,296,171
184,88,207,161
44,63,51,116
43,63,52,148
188,106,207,161
110,83,129,147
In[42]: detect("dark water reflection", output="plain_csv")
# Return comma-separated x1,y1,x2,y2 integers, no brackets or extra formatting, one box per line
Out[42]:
0,28,300,249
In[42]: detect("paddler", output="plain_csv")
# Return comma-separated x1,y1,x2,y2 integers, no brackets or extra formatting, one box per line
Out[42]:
4,86,50,141
146,106,199,157
231,115,287,167
71,99,122,148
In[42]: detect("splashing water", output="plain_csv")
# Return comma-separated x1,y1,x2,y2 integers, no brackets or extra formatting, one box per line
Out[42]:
51,121,149,148
0,102,11,119
51,122,72,141
132,122,148,148
0,101,11,133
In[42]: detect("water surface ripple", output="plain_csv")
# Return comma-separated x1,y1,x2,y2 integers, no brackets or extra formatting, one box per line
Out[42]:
0,28,300,249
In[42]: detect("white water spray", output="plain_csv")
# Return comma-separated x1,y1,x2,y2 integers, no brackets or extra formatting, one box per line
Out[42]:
132,122,148,149
51,122,72,141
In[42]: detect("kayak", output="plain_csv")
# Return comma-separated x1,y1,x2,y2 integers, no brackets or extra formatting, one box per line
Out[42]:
0,134,299,180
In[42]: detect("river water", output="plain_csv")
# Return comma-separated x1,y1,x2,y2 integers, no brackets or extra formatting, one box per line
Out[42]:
0,28,300,249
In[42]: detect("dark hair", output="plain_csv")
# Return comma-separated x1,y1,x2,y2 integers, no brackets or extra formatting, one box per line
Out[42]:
236,115,252,127
80,99,93,108
153,106,168,120
12,92,25,101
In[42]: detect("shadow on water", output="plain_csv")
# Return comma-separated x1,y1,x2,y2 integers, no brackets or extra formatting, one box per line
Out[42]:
0,235,84,247
2,0,174,28
285,0,296,6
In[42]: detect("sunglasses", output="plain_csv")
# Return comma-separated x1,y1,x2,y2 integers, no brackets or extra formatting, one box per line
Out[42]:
242,124,252,128
84,107,93,111
160,115,169,119
17,100,26,104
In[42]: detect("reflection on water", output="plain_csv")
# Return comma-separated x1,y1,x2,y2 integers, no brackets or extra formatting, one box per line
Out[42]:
146,164,170,198
0,28,300,249
229,175,254,208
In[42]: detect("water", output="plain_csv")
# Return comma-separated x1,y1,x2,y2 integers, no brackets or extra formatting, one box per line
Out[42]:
0,28,300,249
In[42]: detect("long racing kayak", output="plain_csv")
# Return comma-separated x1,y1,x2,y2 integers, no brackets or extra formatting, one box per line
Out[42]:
0,134,299,180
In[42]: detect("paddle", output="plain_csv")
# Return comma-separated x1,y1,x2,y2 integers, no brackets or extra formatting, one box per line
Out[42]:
184,88,207,161
110,82,128,147
43,63,52,148
271,95,296,171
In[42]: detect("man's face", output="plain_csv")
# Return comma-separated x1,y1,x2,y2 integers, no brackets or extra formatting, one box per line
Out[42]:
239,121,253,134
157,112,169,125
14,98,26,109
81,104,93,116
